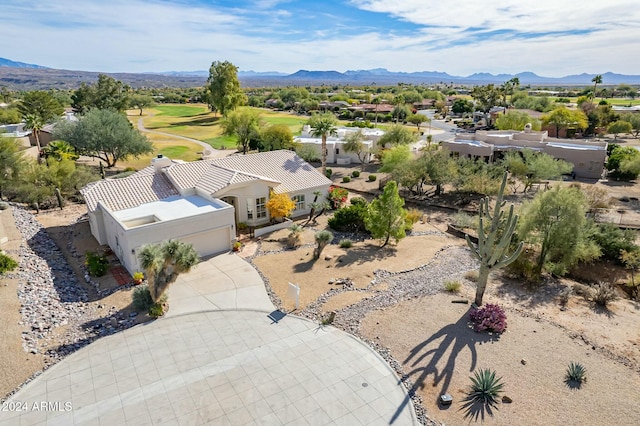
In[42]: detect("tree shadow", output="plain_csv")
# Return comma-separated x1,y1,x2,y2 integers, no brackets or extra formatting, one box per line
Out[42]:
293,257,315,273
389,311,499,423
492,274,568,309
334,243,396,267
173,115,221,126
283,155,317,173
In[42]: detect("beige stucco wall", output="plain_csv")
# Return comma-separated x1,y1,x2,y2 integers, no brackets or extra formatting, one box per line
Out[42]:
101,205,235,275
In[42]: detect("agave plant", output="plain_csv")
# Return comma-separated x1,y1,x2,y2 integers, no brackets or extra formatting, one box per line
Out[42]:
565,362,587,385
468,368,504,405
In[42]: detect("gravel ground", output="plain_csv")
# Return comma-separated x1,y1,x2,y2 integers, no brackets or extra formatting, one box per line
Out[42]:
2,206,140,400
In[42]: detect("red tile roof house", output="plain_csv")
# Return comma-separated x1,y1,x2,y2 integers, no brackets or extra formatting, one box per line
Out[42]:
81,150,331,275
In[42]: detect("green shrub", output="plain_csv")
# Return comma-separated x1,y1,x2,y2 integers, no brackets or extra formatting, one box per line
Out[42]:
453,211,475,229
350,197,367,206
328,203,368,233
444,280,461,293
85,251,109,277
133,285,167,315
565,362,587,386
589,223,638,263
325,168,333,178
368,174,377,182
339,239,353,248
132,285,154,311
0,253,18,274
148,302,165,318
342,176,351,183
351,170,360,178
467,368,504,406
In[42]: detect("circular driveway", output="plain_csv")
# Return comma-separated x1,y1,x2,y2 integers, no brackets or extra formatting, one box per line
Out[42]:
1,310,416,425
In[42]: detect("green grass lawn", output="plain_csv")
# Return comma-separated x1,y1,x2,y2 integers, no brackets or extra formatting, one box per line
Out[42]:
154,104,209,117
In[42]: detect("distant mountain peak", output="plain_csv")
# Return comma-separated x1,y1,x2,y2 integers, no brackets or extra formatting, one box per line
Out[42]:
0,57,48,69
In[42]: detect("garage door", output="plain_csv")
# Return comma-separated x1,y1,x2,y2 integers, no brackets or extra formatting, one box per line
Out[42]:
181,227,231,257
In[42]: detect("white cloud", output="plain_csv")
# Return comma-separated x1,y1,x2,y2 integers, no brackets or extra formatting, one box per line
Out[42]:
0,0,638,76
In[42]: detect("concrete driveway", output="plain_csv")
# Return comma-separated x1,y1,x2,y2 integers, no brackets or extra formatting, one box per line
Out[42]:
166,253,274,317
0,254,417,425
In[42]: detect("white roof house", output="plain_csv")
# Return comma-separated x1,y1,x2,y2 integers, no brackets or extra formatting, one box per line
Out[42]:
294,126,383,165
81,150,331,275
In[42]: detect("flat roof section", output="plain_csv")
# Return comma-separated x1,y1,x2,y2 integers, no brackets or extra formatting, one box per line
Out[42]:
546,142,606,151
450,139,490,147
113,195,227,227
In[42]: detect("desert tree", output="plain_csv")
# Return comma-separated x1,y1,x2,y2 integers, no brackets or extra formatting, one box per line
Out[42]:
378,124,418,147
206,60,246,116
466,172,523,306
266,191,295,222
542,106,588,138
342,129,369,170
307,112,338,175
138,240,199,303
607,120,632,140
518,185,600,277
71,74,130,114
501,149,573,193
313,230,334,260
222,108,262,154
365,181,407,247
129,94,155,116
0,138,26,199
406,113,430,134
53,109,153,168
260,124,295,151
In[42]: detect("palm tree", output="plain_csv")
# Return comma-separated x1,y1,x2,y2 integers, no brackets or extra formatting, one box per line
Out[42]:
343,130,368,170
393,94,405,124
307,112,338,175
591,74,603,100
372,97,381,126
23,113,45,161
138,240,199,303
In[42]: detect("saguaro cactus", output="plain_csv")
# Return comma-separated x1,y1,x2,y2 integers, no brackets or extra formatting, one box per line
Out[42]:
466,172,523,306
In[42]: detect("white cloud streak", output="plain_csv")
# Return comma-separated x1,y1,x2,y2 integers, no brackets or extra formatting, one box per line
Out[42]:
0,0,638,76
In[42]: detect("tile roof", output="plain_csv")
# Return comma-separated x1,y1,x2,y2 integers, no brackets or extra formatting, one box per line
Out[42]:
81,173,179,212
208,150,332,194
82,150,331,213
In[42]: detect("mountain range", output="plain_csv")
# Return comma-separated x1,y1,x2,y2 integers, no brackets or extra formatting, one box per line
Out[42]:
2,57,640,89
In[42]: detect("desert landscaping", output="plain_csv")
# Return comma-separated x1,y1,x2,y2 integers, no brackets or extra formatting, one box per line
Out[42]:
2,158,640,424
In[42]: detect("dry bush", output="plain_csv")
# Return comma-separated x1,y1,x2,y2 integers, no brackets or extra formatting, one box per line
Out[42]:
593,282,618,307
464,270,479,282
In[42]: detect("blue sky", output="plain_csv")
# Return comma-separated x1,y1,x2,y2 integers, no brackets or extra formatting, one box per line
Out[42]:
1,0,638,76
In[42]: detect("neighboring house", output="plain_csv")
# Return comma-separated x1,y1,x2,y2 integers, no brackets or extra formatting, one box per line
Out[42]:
294,125,384,165
442,128,607,179
81,150,331,275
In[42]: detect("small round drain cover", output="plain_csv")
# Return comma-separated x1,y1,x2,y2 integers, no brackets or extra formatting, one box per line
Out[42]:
362,383,369,387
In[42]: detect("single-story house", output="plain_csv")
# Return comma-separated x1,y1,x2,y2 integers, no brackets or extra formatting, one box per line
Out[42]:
294,126,384,165
81,150,331,275
441,128,607,179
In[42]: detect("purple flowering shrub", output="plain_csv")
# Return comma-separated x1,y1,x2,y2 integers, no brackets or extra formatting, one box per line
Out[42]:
469,304,507,333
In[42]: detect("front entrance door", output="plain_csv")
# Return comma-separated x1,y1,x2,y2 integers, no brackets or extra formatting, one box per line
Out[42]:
220,196,239,234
